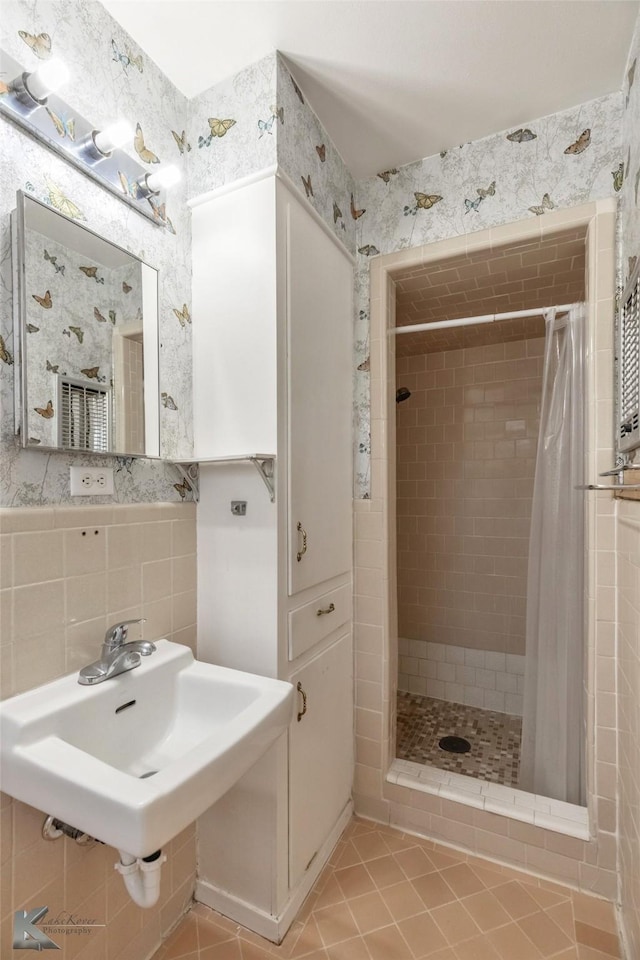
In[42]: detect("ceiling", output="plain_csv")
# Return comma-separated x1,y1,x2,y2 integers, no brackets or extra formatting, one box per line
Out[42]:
100,1,639,179
393,226,586,355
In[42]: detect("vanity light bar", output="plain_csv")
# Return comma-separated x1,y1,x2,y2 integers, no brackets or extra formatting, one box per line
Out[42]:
0,49,176,227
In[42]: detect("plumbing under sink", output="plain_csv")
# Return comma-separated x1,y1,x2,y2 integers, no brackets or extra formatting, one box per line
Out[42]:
0,640,294,857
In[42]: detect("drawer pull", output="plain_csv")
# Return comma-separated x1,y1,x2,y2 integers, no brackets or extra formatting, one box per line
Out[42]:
296,682,307,721
296,522,307,562
316,602,335,617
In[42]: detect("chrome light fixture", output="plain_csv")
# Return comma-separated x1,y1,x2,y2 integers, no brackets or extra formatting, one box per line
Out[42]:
10,58,70,114
0,48,179,226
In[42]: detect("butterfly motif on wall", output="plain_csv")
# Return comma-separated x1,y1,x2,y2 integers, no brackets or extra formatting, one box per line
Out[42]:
0,334,13,365
34,399,54,419
32,289,52,309
199,118,237,148
377,169,399,184
94,307,107,323
415,192,442,210
134,123,160,164
464,197,483,213
171,129,191,154
358,245,380,257
26,323,40,333
272,106,284,124
357,357,370,372
173,304,191,327
111,39,143,73
612,163,624,192
174,479,192,499
43,249,65,274
80,265,104,283
301,175,313,199
147,195,165,222
109,310,116,325
18,30,51,59
122,282,132,294
316,144,326,162
44,177,86,220
45,107,75,140
46,359,59,373
118,171,140,200
350,194,365,219
67,326,84,343
528,193,555,216
81,366,100,379
506,128,537,143
258,116,275,138
161,392,178,410
477,181,496,199
564,129,591,155
290,74,304,104
333,201,343,224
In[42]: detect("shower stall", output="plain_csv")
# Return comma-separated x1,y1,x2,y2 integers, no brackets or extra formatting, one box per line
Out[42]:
392,227,588,805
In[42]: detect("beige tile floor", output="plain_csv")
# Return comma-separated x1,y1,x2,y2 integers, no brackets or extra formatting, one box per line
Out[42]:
152,818,621,960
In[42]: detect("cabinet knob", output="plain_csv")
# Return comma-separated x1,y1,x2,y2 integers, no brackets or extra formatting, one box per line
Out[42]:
296,522,307,562
316,602,335,617
296,681,307,721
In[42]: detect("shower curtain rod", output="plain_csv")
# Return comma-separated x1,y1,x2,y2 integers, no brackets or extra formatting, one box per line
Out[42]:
392,303,575,336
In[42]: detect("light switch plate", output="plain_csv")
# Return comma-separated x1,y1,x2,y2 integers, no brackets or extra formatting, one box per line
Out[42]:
70,466,114,496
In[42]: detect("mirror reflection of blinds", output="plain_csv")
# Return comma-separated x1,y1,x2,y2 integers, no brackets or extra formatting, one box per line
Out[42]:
619,264,640,453
59,377,110,452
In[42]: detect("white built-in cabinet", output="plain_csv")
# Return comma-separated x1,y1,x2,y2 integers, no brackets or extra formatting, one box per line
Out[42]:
191,173,354,942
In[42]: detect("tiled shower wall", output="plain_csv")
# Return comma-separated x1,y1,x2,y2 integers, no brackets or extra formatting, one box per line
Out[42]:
0,504,197,959
396,338,543,710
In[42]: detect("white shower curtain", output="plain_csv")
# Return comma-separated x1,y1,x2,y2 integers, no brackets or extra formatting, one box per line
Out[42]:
520,304,586,806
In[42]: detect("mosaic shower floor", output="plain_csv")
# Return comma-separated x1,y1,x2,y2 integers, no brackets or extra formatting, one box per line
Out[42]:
396,693,522,787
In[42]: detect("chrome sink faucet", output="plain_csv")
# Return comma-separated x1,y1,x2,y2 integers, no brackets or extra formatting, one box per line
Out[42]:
78,619,155,686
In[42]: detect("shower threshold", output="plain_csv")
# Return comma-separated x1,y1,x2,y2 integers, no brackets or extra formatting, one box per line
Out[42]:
392,692,589,840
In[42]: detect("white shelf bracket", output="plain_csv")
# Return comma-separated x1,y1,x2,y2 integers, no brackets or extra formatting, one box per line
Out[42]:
251,457,276,502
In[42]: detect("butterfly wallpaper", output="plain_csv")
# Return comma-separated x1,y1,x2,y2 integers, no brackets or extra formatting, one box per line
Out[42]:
351,93,623,497
1,0,638,506
621,14,640,287
187,52,278,197
0,0,193,504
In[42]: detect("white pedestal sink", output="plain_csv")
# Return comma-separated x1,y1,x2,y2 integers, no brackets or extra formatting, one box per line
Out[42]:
0,640,294,857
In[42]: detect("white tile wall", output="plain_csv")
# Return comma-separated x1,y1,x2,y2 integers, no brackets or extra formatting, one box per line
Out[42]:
398,638,525,715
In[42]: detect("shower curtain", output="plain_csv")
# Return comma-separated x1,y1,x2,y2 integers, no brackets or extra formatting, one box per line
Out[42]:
520,304,586,806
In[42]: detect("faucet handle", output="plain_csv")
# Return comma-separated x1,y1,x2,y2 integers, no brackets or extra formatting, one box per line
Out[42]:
103,618,146,653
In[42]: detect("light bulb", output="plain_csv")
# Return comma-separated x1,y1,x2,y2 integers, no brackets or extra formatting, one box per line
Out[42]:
146,164,181,193
94,120,134,155
25,58,69,101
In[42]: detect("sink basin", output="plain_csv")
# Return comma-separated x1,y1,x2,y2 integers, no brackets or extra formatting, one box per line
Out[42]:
0,640,293,857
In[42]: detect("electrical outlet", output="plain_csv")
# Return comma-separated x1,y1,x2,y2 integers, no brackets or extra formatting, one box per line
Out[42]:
70,466,114,496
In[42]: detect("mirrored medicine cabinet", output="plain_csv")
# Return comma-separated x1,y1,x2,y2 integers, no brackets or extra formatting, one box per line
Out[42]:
13,190,160,458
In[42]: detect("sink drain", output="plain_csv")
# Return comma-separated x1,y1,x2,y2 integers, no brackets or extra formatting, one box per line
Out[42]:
139,770,158,779
438,736,471,754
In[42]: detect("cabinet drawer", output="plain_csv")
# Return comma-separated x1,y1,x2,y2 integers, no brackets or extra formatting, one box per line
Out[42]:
288,584,351,660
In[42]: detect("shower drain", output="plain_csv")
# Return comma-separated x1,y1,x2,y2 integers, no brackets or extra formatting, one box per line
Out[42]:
438,736,471,754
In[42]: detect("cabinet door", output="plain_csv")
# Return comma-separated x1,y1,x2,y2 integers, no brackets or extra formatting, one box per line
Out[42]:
289,632,353,888
285,193,353,595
